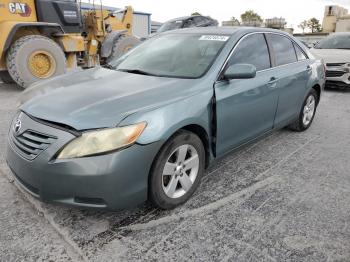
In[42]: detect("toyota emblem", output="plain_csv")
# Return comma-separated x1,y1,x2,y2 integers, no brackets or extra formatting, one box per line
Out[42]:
14,119,21,134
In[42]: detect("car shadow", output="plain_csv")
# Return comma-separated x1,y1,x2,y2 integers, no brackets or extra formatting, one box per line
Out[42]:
34,127,311,252
0,82,22,91
325,86,350,93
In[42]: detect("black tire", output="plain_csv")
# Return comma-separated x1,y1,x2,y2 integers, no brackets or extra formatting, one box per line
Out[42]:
149,130,205,210
0,71,15,84
6,35,66,89
106,35,141,63
289,88,318,132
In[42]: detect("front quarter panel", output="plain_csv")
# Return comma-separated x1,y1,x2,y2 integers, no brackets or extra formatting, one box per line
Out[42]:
119,87,214,148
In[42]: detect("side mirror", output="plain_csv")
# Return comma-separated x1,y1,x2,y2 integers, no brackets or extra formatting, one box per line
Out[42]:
223,64,257,80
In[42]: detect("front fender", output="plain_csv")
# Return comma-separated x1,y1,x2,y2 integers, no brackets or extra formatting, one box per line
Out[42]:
119,89,213,146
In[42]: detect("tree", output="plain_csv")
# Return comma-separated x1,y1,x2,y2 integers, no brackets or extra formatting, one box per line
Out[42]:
191,12,201,16
241,10,263,26
298,20,308,33
307,18,322,33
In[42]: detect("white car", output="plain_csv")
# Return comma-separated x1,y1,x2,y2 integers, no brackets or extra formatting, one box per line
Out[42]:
310,33,350,88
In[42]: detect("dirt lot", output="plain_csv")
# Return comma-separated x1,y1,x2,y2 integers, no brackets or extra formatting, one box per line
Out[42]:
0,81,350,262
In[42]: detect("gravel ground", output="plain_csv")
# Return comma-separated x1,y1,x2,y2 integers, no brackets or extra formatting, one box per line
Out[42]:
0,81,350,262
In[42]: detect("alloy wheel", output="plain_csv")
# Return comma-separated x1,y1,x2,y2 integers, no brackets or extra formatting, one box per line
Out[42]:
302,95,316,126
162,144,199,199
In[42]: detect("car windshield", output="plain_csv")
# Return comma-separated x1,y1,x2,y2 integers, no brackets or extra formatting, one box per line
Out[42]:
157,20,184,33
110,34,229,79
315,34,350,49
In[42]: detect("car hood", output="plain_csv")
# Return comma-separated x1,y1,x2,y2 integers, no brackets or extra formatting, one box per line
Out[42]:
20,68,199,130
310,48,350,64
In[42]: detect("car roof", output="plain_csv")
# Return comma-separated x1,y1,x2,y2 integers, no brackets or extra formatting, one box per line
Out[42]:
165,15,213,23
165,16,191,22
163,26,290,36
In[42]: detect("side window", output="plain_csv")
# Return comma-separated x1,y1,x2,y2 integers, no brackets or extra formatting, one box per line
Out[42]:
193,16,205,26
227,34,271,71
268,34,297,66
184,18,195,27
293,43,307,61
194,16,210,26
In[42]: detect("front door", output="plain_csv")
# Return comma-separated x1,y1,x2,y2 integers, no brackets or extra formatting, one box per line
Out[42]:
215,33,279,156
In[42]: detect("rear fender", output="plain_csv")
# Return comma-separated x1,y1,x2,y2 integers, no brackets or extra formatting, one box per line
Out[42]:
304,61,325,104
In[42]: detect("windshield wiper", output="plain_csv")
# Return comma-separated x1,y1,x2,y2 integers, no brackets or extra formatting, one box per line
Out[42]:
118,69,158,76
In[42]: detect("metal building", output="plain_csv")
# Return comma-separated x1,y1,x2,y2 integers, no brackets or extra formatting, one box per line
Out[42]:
132,11,152,37
151,21,163,33
80,3,151,38
336,15,350,32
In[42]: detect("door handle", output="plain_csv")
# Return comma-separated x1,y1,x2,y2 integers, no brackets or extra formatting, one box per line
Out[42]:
267,77,278,89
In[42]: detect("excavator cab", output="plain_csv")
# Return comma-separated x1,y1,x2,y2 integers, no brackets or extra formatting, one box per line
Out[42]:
35,0,82,33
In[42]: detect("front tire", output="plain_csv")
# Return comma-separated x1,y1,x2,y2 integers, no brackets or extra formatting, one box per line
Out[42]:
6,35,66,88
149,130,205,210
289,89,318,132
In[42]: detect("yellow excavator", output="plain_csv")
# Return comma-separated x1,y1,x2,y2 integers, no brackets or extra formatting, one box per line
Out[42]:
0,0,141,88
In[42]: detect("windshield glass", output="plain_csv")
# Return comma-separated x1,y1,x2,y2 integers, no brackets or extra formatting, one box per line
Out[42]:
110,34,230,79
315,34,350,49
157,20,183,33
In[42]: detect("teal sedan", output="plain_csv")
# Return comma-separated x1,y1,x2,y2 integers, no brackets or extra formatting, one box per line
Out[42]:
7,27,325,210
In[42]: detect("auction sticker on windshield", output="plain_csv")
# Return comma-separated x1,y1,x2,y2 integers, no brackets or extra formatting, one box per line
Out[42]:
199,35,230,41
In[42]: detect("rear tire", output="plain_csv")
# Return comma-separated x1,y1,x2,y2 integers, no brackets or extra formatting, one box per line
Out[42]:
0,71,15,84
149,130,205,210
106,35,141,63
6,35,66,88
289,89,318,132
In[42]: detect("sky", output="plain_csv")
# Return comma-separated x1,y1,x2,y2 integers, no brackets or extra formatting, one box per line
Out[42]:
84,0,350,32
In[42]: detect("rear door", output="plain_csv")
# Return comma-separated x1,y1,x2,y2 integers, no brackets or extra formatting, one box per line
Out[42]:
214,33,279,156
266,34,310,127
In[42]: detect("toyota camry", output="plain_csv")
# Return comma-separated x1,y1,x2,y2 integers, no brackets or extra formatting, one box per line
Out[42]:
7,27,325,210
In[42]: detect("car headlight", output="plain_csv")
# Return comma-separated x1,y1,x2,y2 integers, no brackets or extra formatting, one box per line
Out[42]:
57,122,146,159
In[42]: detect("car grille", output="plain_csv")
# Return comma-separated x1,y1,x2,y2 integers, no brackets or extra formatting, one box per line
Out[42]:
9,129,56,160
326,80,350,88
326,63,346,67
326,71,345,77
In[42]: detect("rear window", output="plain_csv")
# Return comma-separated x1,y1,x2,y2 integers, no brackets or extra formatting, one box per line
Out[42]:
294,43,307,61
269,34,297,66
